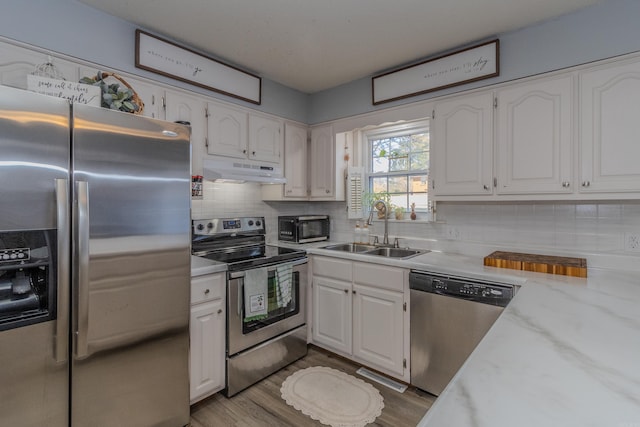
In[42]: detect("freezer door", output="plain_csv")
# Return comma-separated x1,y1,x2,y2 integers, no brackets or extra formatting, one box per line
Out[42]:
0,86,70,427
71,104,191,427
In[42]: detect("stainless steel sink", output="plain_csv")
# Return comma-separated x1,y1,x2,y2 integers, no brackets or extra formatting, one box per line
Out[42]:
322,243,377,253
322,243,429,259
364,247,429,259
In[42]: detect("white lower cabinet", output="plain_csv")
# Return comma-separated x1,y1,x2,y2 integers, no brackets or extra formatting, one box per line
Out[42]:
311,256,408,381
352,284,404,376
190,273,225,404
312,276,352,354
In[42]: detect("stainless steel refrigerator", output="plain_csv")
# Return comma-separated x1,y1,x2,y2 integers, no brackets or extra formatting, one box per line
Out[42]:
0,85,192,426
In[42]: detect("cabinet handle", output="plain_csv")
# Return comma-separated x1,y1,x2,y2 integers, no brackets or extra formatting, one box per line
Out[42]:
217,309,222,314
204,289,210,294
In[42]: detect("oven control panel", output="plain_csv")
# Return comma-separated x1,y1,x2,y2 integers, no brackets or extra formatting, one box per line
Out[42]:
193,217,265,235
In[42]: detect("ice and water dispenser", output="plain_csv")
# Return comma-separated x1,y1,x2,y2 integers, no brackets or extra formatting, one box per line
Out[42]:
0,230,56,331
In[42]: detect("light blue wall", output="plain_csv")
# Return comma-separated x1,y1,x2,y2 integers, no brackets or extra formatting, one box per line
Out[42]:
0,0,309,123
308,0,640,124
3,0,640,126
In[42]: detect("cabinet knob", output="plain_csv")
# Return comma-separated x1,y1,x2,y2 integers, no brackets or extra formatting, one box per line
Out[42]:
217,309,222,314
243,149,247,154
326,189,330,194
352,290,356,294
252,151,256,156
483,185,489,191
344,289,348,294
562,181,570,188
582,181,591,187
204,289,210,294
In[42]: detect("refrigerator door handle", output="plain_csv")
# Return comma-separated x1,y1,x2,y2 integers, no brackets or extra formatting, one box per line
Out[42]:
55,178,70,363
75,180,90,359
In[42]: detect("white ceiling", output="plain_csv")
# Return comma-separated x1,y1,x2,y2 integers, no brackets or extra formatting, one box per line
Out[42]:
77,0,601,94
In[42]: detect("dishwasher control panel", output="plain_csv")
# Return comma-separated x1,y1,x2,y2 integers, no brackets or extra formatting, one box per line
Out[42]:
410,271,515,307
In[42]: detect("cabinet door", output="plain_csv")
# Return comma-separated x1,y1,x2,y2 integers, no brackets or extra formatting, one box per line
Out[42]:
309,125,336,198
432,92,494,196
352,284,404,376
189,299,225,402
0,42,78,89
248,114,283,164
123,76,164,120
165,90,207,175
283,123,309,197
206,103,248,159
312,277,352,355
496,75,573,194
579,58,640,193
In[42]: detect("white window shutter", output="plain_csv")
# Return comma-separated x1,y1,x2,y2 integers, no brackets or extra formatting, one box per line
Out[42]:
347,166,364,219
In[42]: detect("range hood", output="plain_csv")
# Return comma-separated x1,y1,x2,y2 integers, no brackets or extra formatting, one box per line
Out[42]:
202,158,286,184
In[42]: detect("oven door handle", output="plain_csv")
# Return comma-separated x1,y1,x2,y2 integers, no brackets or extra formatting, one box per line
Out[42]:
228,257,307,279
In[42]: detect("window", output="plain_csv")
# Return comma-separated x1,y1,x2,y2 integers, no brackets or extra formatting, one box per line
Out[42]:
366,120,430,211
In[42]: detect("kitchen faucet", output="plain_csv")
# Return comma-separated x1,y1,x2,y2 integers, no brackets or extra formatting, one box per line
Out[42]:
367,199,389,246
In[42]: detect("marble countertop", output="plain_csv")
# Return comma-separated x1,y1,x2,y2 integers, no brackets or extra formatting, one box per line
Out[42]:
303,241,640,427
190,255,227,277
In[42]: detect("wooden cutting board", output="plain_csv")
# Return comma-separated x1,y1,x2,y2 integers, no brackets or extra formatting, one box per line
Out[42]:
484,251,587,278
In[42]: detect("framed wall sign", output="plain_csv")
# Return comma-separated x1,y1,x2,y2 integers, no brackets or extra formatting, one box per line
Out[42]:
372,39,499,105
135,29,261,104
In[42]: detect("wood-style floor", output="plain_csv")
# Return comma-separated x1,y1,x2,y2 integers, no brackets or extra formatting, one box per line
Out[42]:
190,346,435,427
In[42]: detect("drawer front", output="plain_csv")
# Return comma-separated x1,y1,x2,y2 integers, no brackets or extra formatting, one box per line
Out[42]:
313,256,353,281
353,262,404,292
191,273,225,304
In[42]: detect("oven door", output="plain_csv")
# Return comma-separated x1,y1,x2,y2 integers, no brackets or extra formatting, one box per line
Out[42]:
227,258,307,355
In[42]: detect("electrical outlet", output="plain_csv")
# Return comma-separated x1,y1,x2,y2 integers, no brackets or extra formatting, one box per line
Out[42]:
625,232,640,252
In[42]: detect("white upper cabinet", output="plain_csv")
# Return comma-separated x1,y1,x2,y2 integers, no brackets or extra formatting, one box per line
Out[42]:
495,75,573,194
248,113,283,164
310,125,340,199
432,92,494,196
206,102,248,159
283,123,309,198
0,42,78,89
125,76,165,120
579,57,640,194
164,90,207,175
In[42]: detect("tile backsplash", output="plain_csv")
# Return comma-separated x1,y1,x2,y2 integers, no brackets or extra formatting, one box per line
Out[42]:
191,182,640,270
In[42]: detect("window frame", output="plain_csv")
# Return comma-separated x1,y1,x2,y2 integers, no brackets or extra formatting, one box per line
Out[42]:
363,119,430,212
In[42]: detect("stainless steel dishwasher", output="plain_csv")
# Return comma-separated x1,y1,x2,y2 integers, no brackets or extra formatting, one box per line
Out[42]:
410,271,515,396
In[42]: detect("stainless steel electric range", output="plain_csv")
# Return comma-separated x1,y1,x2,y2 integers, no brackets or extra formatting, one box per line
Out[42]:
192,217,308,396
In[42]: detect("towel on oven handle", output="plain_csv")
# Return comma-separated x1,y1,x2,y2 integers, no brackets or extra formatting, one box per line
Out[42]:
244,267,268,322
275,263,293,308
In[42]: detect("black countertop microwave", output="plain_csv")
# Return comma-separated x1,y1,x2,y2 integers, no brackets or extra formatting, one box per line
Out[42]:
278,215,330,243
